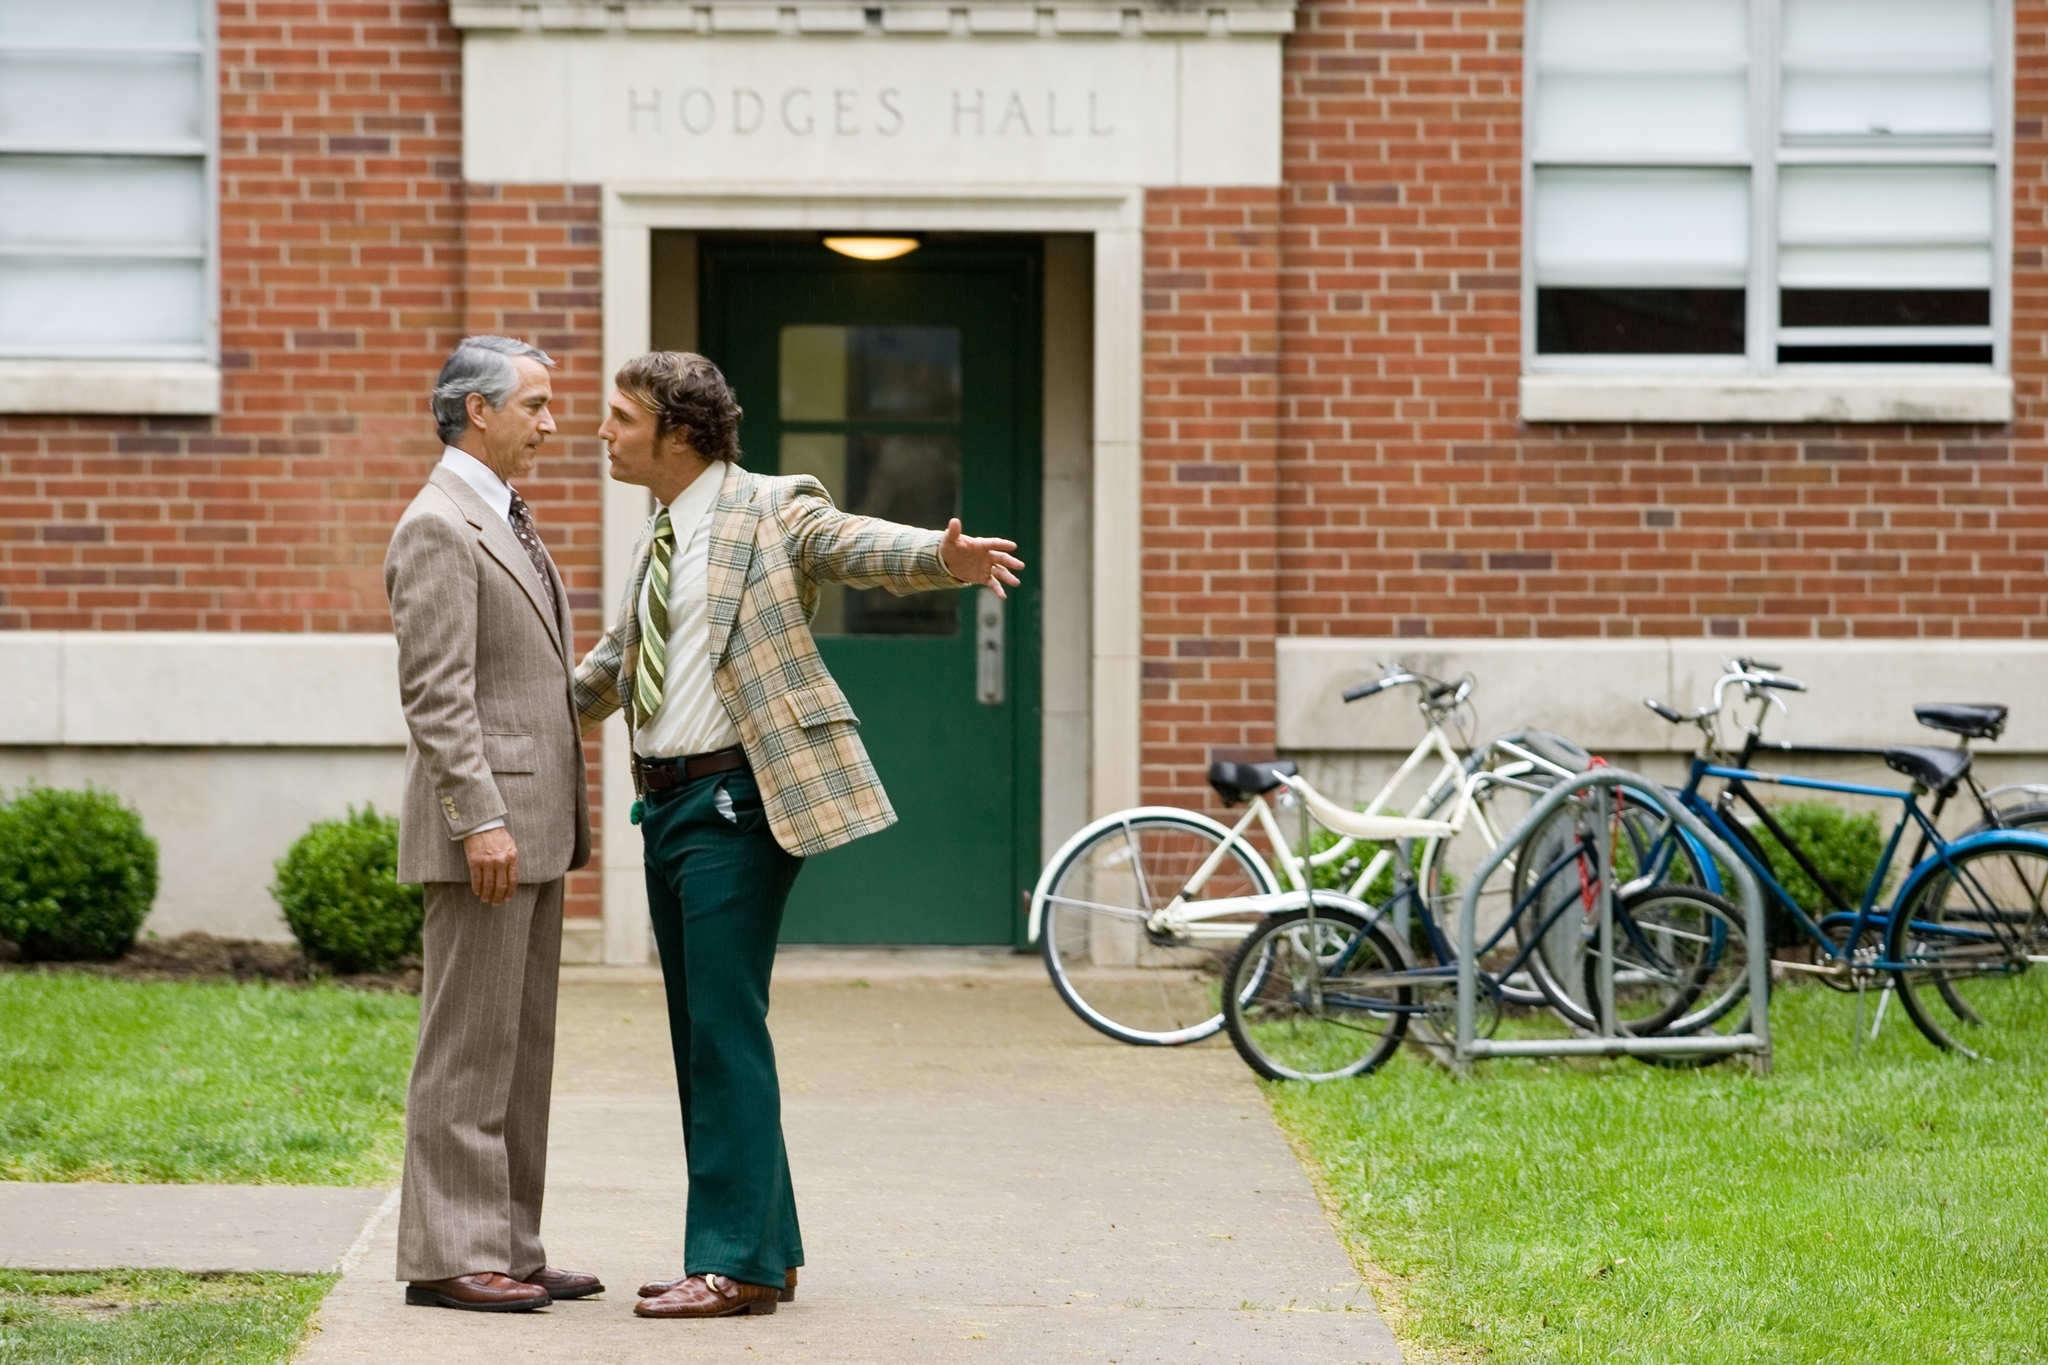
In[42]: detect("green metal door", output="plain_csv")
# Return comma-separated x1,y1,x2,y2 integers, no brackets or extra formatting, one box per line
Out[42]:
701,242,1042,944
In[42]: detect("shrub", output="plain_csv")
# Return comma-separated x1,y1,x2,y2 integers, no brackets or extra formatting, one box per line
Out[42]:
270,806,422,974
1749,799,1892,917
0,785,159,961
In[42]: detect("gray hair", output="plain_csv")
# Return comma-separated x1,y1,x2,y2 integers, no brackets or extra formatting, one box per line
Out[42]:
432,335,555,444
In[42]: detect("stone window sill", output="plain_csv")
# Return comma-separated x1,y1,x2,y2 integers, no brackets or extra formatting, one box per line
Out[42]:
1519,373,2013,426
0,360,221,416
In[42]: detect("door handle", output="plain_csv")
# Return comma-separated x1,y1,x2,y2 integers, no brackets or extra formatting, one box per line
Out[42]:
976,587,1004,706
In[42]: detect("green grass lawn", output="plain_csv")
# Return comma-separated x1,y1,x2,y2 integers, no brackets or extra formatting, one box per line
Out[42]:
1271,982,2048,1364
0,1269,332,1365
0,973,417,1184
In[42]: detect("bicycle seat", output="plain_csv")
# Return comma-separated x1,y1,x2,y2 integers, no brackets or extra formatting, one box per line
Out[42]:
1208,759,1298,805
1914,702,2007,741
1883,745,1972,795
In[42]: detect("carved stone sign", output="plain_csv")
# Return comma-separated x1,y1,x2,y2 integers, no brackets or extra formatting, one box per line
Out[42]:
462,35,1283,186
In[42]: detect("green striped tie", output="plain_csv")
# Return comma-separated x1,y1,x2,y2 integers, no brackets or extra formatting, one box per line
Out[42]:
634,508,676,726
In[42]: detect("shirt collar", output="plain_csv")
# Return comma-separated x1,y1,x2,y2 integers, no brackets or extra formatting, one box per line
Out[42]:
439,446,514,524
658,460,726,536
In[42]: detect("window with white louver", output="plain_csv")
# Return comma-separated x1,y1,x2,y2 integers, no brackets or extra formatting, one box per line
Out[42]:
0,0,214,363
1527,0,2005,373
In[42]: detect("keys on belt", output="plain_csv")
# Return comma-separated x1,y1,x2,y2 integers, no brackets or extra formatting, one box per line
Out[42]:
636,746,748,794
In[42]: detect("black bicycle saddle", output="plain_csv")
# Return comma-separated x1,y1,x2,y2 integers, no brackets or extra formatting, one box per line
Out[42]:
1883,745,1972,795
1914,702,2008,741
1207,759,1299,806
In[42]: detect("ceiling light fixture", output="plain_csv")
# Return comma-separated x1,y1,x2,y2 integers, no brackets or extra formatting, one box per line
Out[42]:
822,235,922,261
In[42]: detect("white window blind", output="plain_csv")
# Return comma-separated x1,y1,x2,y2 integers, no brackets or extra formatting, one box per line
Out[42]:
0,0,213,361
1527,0,2006,370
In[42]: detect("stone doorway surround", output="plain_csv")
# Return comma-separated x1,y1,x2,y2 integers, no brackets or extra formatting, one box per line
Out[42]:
449,0,1296,961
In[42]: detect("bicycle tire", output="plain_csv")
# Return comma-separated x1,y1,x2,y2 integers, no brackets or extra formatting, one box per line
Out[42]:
1886,836,2048,1060
1581,883,1754,1039
1221,904,1412,1082
1415,774,1549,1008
1037,810,1278,1046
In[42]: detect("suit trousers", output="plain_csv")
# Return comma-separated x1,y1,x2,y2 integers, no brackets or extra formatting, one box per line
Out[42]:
642,767,806,1287
396,875,563,1282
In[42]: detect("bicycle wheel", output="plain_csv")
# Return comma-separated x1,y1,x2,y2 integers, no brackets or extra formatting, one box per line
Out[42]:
1514,797,1706,1026
1222,904,1411,1081
1418,774,1548,1007
1038,811,1277,1045
1887,838,2048,1060
1583,883,1753,1039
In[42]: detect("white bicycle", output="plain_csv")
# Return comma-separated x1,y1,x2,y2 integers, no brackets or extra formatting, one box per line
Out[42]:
1027,667,1590,1045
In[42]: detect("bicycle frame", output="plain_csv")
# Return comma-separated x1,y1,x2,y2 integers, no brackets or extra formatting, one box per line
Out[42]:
1644,756,2048,973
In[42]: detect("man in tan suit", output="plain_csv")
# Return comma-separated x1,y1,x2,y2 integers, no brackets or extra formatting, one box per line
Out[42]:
384,335,599,1312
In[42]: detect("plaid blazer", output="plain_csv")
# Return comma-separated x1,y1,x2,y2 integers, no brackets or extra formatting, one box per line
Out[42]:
574,461,963,858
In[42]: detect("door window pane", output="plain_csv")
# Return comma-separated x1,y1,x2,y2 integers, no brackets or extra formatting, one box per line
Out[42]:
779,325,961,422
779,430,961,637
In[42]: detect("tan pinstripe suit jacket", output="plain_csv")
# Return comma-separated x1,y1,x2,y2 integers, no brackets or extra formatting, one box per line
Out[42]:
574,461,962,859
386,465,591,884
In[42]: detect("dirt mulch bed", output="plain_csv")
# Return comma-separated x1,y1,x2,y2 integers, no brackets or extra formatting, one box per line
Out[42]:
0,931,421,994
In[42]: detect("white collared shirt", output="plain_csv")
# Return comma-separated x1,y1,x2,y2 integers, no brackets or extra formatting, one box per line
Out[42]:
438,446,516,526
634,461,744,759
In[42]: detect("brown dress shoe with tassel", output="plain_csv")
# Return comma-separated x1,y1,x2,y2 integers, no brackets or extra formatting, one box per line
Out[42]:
404,1272,549,1312
522,1266,604,1300
633,1273,780,1318
640,1266,795,1302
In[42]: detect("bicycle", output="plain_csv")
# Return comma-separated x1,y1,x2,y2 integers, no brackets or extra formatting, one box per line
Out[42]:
1027,666,1588,1045
1625,662,2048,1059
1217,760,1752,1081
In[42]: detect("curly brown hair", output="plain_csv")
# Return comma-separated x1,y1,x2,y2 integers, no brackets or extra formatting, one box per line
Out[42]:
613,351,745,463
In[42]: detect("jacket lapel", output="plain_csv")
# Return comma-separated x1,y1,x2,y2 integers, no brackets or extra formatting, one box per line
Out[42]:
704,462,761,670
432,466,565,660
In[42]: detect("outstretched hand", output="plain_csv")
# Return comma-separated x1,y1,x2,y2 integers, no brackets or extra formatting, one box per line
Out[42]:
938,519,1025,598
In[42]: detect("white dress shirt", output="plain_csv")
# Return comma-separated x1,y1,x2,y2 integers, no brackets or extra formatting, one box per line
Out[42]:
437,446,518,836
634,461,745,759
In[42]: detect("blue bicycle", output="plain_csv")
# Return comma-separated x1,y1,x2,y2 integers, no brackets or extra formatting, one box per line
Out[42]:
1622,661,2048,1059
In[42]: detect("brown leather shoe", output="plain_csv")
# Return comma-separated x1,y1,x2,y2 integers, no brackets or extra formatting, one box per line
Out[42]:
639,1266,796,1302
404,1272,549,1312
522,1266,604,1300
633,1273,779,1318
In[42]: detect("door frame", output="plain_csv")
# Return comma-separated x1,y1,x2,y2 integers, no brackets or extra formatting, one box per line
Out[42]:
597,184,1143,964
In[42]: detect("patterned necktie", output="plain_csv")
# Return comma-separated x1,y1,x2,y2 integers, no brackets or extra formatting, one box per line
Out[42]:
634,507,677,726
505,491,560,621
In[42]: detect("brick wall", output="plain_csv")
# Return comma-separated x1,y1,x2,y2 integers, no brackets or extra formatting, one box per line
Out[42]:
0,2,607,918
1139,0,2048,809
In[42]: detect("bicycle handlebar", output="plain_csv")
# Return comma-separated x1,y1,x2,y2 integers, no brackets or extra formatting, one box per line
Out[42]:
1644,661,1810,729
1342,675,1407,702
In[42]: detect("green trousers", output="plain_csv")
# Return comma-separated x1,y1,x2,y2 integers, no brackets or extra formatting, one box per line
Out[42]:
641,766,805,1287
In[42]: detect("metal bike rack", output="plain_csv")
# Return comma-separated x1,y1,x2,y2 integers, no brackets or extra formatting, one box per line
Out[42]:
1453,769,1773,1075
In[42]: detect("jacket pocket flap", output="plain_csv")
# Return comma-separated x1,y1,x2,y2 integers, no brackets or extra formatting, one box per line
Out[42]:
780,685,860,730
482,731,538,773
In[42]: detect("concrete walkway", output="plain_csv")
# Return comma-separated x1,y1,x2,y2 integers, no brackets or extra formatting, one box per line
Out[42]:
296,951,1402,1364
0,1182,394,1274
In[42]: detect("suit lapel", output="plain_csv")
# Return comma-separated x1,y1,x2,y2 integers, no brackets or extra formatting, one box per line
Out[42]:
704,461,761,670
432,466,565,660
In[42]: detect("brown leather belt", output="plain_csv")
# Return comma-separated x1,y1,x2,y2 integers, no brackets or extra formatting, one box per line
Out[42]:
637,746,748,794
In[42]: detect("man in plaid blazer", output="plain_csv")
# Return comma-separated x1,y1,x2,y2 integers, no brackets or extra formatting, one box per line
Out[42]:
573,352,1022,1320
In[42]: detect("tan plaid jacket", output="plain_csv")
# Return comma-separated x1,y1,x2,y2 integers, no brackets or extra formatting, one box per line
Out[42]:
573,461,963,858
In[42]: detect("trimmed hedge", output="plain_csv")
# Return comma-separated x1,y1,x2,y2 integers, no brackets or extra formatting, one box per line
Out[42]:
0,785,160,961
270,806,422,974
1751,799,1892,916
